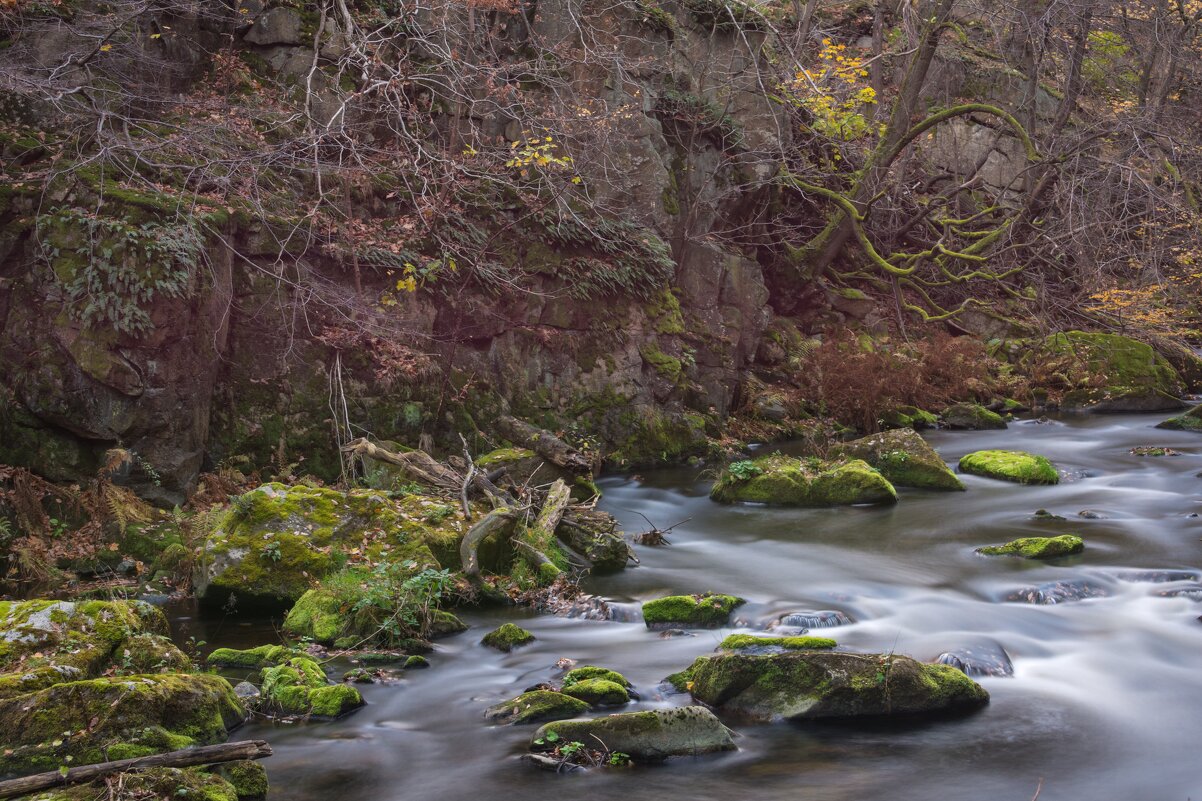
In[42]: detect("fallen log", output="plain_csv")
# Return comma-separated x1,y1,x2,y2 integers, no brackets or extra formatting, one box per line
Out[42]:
495,416,595,475
0,741,272,800
460,507,518,588
341,438,462,491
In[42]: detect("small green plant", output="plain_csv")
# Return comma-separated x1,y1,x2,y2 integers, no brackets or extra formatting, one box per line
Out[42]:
728,460,763,481
262,541,282,562
608,751,631,766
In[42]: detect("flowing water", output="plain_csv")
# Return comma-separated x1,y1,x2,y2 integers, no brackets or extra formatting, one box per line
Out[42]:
175,412,1202,801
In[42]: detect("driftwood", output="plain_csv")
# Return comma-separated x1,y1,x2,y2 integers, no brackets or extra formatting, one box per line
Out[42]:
0,741,272,800
495,416,595,475
530,479,571,544
460,507,517,587
341,438,462,491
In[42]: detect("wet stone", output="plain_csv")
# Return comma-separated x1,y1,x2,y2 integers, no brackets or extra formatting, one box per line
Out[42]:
770,610,853,630
1111,569,1200,584
1005,579,1111,605
935,640,1015,677
1155,585,1202,601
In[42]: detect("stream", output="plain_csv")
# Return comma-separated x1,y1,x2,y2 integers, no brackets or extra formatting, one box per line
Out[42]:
174,412,1202,801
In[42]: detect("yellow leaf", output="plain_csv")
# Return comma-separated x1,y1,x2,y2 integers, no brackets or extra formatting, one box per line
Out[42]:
99,44,113,52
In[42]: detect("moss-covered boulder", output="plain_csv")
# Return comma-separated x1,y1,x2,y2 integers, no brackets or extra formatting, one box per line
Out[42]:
1033,332,1184,412
562,665,631,688
941,402,1007,430
643,594,744,629
835,429,964,491
207,644,299,670
481,623,535,652
718,634,837,653
560,678,629,706
530,707,735,760
260,656,364,718
977,535,1083,558
710,454,897,506
484,690,589,725
1157,404,1202,432
879,405,939,430
0,673,245,776
682,651,989,722
208,760,270,799
958,450,1059,485
0,600,187,695
194,483,472,609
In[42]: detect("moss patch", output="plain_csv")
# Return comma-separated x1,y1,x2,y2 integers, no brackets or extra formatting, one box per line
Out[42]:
836,429,963,491
481,623,535,652
958,450,1059,485
941,402,1007,430
560,677,629,706
642,594,744,628
1157,405,1202,432
207,645,298,670
260,657,363,718
484,690,588,725
711,454,898,506
718,634,837,651
978,535,1083,558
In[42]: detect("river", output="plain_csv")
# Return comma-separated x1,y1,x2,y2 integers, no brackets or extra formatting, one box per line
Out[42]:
175,412,1202,801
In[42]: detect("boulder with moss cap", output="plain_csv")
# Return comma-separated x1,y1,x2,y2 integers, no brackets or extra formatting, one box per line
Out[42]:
941,402,1007,430
711,454,897,506
642,594,744,628
977,534,1083,558
484,690,588,725
1157,404,1202,432
482,623,535,652
958,450,1059,484
835,429,963,491
530,707,736,759
259,656,364,718
679,651,988,722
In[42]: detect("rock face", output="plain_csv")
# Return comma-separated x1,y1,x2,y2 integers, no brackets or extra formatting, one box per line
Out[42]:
530,707,736,759
978,535,1083,558
680,652,989,722
1157,404,1202,432
642,594,744,629
710,454,897,506
836,429,964,491
941,402,1007,430
958,450,1059,485
1028,332,1184,412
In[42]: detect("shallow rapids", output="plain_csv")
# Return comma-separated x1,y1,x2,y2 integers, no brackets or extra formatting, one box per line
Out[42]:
175,412,1202,801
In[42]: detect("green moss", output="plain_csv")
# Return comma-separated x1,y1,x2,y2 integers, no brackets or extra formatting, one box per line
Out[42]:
644,287,685,334
0,674,244,776
836,429,964,491
403,655,430,669
1031,331,1183,410
941,402,1007,430
481,623,535,652
207,645,297,669
475,447,536,467
711,454,898,506
281,589,346,644
639,343,684,384
560,677,629,706
718,634,837,651
484,690,589,724
562,666,631,688
978,534,1083,558
260,657,363,718
1157,404,1202,432
642,594,744,628
958,450,1059,485
209,760,269,799
25,768,243,801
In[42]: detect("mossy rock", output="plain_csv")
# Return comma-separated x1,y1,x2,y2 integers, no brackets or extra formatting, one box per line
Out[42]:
484,690,588,725
481,623,535,652
530,707,735,760
941,402,1007,430
207,645,298,670
683,651,989,721
710,454,897,506
1156,404,1202,432
642,594,743,629
835,429,964,491
0,673,245,776
19,767,243,801
958,450,1059,485
718,634,837,653
1034,332,1183,412
195,483,468,610
0,600,184,691
207,760,269,799
561,665,631,688
977,535,1083,558
260,657,364,718
560,677,629,706
879,405,939,430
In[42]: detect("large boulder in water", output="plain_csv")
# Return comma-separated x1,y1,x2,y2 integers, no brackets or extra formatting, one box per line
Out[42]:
1030,332,1184,412
941,402,1007,430
835,429,964,491
530,707,736,759
677,651,989,722
958,450,1059,485
1157,404,1202,432
711,454,897,506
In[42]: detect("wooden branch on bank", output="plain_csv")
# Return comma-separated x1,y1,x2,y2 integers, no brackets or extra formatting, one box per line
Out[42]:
495,416,595,475
0,741,272,800
460,507,517,587
341,438,462,491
